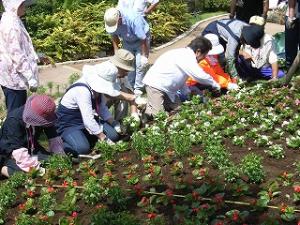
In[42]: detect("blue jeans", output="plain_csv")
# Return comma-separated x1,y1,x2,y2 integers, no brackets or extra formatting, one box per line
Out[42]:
285,16,300,68
62,122,119,156
1,86,27,114
123,34,151,93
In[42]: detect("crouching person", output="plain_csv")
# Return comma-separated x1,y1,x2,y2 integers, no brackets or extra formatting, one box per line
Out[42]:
237,19,285,81
143,36,220,118
56,49,135,157
0,95,64,177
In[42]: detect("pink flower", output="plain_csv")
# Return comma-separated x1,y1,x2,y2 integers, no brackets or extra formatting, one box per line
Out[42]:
295,99,300,106
71,211,78,218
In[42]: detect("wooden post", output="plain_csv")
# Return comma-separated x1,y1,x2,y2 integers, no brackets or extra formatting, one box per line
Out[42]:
285,51,300,86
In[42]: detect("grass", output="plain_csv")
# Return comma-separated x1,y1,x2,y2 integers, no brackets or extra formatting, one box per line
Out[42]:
189,11,227,24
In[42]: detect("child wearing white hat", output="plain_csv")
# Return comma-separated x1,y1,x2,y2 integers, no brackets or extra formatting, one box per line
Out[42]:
186,34,239,92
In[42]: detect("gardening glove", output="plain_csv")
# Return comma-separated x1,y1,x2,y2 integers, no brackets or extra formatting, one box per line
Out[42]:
140,55,148,70
135,96,147,106
12,148,40,173
131,112,141,122
105,137,115,145
213,83,221,91
28,79,38,92
286,17,297,29
112,121,122,134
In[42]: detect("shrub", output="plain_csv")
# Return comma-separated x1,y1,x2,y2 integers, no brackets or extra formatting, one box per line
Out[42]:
91,208,139,225
202,0,231,11
26,0,192,62
241,153,265,183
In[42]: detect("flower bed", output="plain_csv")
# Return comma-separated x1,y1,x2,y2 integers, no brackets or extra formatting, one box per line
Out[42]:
1,80,300,224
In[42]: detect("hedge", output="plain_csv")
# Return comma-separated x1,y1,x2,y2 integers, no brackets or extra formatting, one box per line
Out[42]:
24,0,192,62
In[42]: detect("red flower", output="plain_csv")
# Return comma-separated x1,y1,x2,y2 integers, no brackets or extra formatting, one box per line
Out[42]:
27,190,34,197
192,207,199,213
297,220,300,225
39,215,49,221
214,193,224,204
47,187,55,193
280,204,287,213
294,185,300,193
165,189,174,197
141,196,149,204
200,203,210,209
192,191,200,200
71,211,78,218
62,180,68,187
18,203,25,210
133,184,143,196
147,213,157,219
232,211,239,221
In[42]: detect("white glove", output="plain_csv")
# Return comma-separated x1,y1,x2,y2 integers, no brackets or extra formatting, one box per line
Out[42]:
140,55,148,69
135,96,147,106
131,112,140,122
112,121,122,133
227,83,239,91
213,83,221,91
105,138,115,145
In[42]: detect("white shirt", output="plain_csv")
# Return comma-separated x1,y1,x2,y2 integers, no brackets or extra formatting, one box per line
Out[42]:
60,77,113,135
143,47,219,102
241,34,278,69
117,0,159,16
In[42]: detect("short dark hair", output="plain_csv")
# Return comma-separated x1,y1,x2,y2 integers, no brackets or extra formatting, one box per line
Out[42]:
188,36,212,54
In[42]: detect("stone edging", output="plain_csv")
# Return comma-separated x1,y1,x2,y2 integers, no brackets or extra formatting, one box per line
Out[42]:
39,13,228,70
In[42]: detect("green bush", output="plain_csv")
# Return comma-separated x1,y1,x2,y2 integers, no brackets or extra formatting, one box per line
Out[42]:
202,0,230,11
25,0,192,62
91,208,139,225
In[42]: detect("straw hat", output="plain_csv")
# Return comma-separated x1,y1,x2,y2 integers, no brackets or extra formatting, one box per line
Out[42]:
204,33,224,55
104,7,120,33
110,49,135,72
23,95,57,126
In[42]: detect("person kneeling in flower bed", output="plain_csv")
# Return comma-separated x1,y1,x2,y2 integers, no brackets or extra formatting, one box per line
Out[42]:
0,95,65,177
143,36,220,118
237,16,285,81
184,33,239,99
56,49,136,157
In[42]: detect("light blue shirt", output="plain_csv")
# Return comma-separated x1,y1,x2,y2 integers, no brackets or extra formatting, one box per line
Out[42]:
111,10,150,43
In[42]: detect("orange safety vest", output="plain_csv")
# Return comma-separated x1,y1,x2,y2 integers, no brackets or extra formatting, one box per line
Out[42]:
186,55,234,89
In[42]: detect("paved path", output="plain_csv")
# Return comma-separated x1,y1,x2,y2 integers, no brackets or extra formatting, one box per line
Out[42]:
38,18,284,86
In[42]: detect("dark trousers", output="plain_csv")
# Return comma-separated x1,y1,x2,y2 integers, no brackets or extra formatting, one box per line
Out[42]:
1,86,27,114
285,16,300,68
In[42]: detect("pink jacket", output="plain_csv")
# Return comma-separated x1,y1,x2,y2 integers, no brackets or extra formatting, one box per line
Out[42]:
0,0,39,90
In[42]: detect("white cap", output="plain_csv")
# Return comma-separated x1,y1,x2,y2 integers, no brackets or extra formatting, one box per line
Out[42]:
204,33,224,55
249,16,265,26
104,7,120,33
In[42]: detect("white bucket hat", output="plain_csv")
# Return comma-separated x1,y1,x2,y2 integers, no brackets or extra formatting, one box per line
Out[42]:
83,62,121,97
104,7,120,33
110,49,135,71
204,33,224,55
